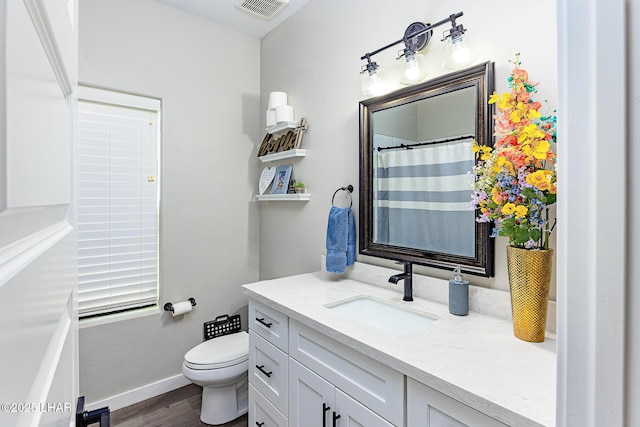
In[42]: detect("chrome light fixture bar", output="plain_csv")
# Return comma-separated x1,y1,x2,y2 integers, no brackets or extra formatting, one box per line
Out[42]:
360,12,477,96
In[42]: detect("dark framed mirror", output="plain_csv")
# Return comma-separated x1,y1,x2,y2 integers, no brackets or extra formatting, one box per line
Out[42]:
359,61,495,277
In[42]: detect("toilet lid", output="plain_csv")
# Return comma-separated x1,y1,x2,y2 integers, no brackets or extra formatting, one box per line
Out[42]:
184,331,249,369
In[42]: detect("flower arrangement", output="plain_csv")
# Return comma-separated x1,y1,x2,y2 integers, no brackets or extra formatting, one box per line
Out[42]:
470,54,557,249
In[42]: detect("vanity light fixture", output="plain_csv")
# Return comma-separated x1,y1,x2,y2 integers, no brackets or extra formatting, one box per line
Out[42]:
360,12,477,96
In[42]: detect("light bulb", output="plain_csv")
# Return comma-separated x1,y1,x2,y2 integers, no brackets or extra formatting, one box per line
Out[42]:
361,67,388,97
398,52,428,85
404,57,420,81
451,39,472,64
443,33,478,70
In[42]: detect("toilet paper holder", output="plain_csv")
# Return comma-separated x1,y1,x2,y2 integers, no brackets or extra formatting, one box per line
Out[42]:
163,297,196,313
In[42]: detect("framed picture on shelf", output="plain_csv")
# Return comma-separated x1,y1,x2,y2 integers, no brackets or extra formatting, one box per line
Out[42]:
272,164,293,194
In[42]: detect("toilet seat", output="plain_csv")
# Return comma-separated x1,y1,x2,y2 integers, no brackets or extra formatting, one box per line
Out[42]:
184,331,248,370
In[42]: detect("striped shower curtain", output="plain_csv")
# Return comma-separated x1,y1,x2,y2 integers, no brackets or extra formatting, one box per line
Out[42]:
374,138,476,256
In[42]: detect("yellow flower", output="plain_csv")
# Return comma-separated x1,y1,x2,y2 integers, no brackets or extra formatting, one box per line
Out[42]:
504,159,515,175
472,142,492,160
488,91,499,104
491,188,503,204
526,169,554,191
497,93,513,110
518,123,546,143
526,170,547,186
527,108,541,120
515,205,528,218
532,140,551,160
502,202,516,215
536,180,550,191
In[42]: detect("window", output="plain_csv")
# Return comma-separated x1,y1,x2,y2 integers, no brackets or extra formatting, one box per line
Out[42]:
76,87,160,318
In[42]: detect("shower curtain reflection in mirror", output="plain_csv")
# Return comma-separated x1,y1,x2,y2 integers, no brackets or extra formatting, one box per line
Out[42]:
373,137,476,256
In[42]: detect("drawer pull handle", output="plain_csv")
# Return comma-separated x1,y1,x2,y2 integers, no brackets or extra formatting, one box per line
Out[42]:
256,423,265,427
322,403,330,427
256,317,272,328
333,411,341,427
256,364,272,378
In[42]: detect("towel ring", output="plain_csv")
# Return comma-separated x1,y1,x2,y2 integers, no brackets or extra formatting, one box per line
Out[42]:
332,185,354,208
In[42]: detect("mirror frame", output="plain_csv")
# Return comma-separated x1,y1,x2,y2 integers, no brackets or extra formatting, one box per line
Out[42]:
359,61,495,277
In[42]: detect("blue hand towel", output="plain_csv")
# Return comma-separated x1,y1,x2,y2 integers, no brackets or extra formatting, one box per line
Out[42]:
346,209,356,266
326,206,356,274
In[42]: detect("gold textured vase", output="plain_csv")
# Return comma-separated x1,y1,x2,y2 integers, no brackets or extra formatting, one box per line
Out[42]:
506,246,553,342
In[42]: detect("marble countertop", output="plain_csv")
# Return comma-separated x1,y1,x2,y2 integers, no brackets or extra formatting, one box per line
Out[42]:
242,270,556,427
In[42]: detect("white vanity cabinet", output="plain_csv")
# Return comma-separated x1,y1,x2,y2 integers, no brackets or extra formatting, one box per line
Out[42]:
407,378,508,427
248,298,516,427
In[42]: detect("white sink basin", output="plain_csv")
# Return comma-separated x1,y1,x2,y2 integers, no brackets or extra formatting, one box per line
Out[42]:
326,295,436,335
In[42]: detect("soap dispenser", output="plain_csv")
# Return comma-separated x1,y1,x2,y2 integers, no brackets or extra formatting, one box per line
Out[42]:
449,266,469,316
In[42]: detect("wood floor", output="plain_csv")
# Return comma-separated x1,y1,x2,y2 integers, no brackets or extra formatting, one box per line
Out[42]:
107,384,248,427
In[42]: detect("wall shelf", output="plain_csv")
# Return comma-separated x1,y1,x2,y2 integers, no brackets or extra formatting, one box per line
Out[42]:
256,194,311,202
266,121,299,134
258,149,307,163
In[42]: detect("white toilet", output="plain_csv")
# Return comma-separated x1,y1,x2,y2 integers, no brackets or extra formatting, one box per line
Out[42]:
182,331,249,425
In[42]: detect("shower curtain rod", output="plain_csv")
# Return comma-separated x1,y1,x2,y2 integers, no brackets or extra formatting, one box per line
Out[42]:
376,134,475,152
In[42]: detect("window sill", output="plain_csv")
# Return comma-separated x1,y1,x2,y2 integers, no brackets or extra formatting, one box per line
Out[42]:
79,305,160,329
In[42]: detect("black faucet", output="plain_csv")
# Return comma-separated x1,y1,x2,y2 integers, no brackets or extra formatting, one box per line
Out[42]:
389,261,413,301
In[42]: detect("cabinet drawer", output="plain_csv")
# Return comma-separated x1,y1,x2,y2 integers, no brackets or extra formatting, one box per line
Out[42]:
249,384,288,427
289,320,404,427
249,330,289,416
250,300,289,352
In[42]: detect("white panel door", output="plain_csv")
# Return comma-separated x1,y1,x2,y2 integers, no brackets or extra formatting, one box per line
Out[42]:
335,389,394,427
288,359,335,427
0,0,78,426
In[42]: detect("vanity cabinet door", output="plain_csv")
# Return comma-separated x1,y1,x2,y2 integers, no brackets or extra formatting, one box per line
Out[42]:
335,389,394,427
289,358,394,427
289,358,335,427
407,378,508,427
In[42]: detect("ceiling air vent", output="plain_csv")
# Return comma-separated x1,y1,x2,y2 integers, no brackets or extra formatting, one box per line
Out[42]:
234,0,289,20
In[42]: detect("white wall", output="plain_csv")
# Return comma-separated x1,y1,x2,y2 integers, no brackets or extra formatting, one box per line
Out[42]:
259,0,557,298
78,0,260,403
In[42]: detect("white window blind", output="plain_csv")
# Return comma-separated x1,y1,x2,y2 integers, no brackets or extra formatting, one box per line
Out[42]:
76,87,160,318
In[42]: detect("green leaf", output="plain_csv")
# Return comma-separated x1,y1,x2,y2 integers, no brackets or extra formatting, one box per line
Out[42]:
521,188,538,200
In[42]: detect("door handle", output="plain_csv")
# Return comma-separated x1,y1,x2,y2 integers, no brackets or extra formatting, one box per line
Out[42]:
256,317,272,328
255,364,272,378
333,411,341,427
322,402,331,427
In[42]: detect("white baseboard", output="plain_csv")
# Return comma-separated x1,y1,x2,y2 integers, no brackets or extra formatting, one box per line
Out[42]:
84,374,192,413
